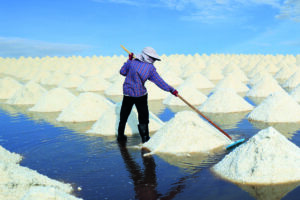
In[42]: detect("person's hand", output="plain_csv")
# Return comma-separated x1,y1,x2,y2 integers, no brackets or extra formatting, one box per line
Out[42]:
171,90,178,97
129,53,134,60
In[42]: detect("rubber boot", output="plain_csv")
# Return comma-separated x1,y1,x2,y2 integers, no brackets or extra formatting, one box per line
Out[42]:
138,124,150,143
117,122,127,142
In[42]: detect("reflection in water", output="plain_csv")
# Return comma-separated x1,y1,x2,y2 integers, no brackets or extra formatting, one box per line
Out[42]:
148,100,166,115
203,111,249,129
249,120,300,139
166,105,190,113
238,182,300,200
118,142,192,200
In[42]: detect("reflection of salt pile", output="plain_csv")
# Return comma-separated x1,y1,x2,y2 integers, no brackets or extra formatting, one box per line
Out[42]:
248,91,300,122
29,87,76,112
57,92,114,122
143,111,231,154
0,145,81,200
6,81,47,105
76,75,110,92
213,74,249,93
87,103,164,136
199,88,253,113
184,73,215,90
0,77,23,99
282,69,300,90
58,74,85,88
213,127,300,184
163,82,207,106
246,74,284,98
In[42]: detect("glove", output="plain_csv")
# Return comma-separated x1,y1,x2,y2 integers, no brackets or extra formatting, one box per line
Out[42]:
129,53,134,60
171,90,178,97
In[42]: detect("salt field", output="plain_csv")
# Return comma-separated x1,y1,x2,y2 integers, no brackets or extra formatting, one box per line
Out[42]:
0,54,300,200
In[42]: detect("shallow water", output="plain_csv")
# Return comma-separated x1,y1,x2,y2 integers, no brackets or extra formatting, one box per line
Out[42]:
0,102,300,200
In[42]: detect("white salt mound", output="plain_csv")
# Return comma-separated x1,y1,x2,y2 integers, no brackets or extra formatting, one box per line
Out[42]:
40,71,66,86
57,92,114,122
0,145,22,164
199,88,253,113
6,81,47,105
248,91,300,122
0,77,23,99
282,69,300,89
77,75,110,92
87,103,164,136
184,73,215,89
146,81,168,100
290,84,300,103
142,111,231,154
29,87,76,112
213,74,249,93
58,74,85,88
104,76,124,96
212,127,300,184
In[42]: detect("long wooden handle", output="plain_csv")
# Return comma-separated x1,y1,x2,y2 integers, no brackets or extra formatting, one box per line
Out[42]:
177,94,232,140
121,45,136,58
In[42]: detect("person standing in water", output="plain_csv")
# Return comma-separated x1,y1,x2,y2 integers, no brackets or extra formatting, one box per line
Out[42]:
118,47,178,143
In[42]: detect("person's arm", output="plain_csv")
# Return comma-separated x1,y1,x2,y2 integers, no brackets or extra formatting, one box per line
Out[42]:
120,60,131,76
149,67,177,94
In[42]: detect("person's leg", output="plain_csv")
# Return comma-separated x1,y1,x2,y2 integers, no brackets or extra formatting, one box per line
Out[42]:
118,96,134,142
135,94,150,143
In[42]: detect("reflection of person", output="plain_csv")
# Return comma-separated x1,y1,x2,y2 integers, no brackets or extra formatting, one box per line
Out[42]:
117,142,186,200
117,47,178,143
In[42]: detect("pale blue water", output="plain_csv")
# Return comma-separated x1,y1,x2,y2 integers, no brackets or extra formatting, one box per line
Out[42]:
0,102,299,200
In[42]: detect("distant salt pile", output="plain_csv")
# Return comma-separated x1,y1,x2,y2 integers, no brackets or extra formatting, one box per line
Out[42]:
0,77,23,99
248,91,300,122
145,81,168,100
184,72,215,90
30,70,52,83
213,74,249,94
212,127,300,184
77,75,110,92
57,92,114,122
225,69,249,83
246,74,285,98
142,111,231,154
160,70,184,87
58,74,85,88
163,82,207,106
248,71,271,87
274,65,297,83
29,87,76,112
201,66,224,82
290,84,300,103
87,103,164,136
6,81,47,105
282,69,300,90
104,76,124,96
40,71,66,86
199,88,253,113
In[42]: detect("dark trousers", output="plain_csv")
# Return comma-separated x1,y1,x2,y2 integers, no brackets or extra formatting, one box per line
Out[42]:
118,94,149,136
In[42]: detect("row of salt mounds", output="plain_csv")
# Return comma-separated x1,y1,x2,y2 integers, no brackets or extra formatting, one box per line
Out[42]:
213,73,249,94
29,87,76,112
163,82,207,106
199,88,253,113
0,145,81,200
142,111,231,154
58,74,85,88
57,92,114,122
40,71,67,86
0,77,23,99
6,81,47,105
274,64,297,83
212,127,300,184
87,102,164,136
76,75,110,92
282,69,300,90
248,91,300,123
246,74,285,98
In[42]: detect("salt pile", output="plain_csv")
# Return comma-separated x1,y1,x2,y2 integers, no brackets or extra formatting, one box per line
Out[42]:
0,77,23,99
246,74,285,98
213,74,249,93
57,92,114,122
58,74,85,88
163,82,207,106
142,111,231,154
201,66,224,82
290,84,300,103
104,76,124,96
6,81,47,105
248,71,271,87
29,87,76,112
0,145,22,164
160,70,184,87
274,65,297,83
183,72,215,90
145,81,168,100
40,71,66,86
87,103,164,136
76,75,110,92
199,88,253,113
224,69,249,83
212,127,300,184
248,91,300,122
282,69,300,90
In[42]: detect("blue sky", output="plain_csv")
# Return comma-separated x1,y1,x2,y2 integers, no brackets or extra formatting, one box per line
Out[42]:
0,0,299,57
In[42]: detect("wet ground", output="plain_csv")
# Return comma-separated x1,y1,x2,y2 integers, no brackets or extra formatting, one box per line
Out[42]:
0,98,300,200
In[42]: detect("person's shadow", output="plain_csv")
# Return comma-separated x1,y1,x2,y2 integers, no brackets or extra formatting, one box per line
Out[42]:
117,142,189,200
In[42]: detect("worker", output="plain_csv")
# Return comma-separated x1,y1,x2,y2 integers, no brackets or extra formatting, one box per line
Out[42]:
117,47,178,143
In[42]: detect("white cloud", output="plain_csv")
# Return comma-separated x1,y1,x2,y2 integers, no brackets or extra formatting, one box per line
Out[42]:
276,0,300,22
0,37,92,57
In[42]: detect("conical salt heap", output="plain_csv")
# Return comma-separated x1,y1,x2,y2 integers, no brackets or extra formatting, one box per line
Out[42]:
248,71,271,87
282,69,300,90
163,82,207,106
0,145,22,164
248,91,300,123
213,74,249,94
104,76,124,96
212,127,300,184
86,103,164,136
142,111,231,154
6,81,47,105
199,88,253,113
274,65,297,83
224,69,249,83
58,74,85,88
76,75,110,92
246,74,285,98
57,92,114,122
201,66,224,82
290,84,300,103
0,77,23,99
145,81,168,100
184,72,215,90
160,70,184,87
29,87,76,112
40,71,66,86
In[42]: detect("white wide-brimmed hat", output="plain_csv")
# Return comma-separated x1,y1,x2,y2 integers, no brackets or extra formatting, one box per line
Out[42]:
142,47,161,61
